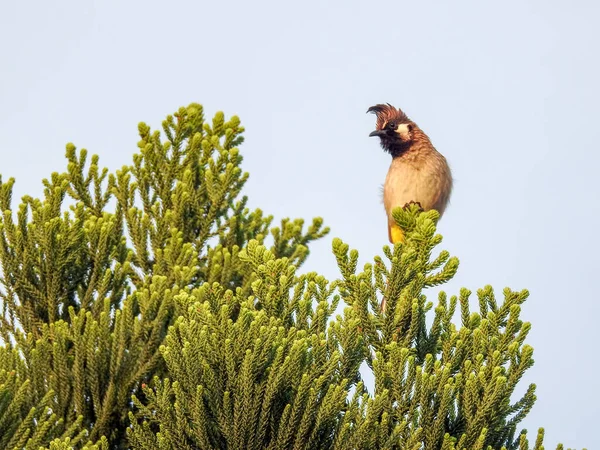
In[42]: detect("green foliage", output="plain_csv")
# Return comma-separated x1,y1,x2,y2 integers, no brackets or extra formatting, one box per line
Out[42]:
334,207,538,449
0,103,579,449
44,437,109,450
127,208,550,450
0,348,85,449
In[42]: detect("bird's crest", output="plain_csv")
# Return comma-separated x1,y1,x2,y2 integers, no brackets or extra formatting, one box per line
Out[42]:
367,103,410,130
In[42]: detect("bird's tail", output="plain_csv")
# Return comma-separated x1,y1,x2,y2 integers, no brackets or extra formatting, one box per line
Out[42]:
382,224,405,313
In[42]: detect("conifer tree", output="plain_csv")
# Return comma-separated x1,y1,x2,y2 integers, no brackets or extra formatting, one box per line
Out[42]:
0,103,580,449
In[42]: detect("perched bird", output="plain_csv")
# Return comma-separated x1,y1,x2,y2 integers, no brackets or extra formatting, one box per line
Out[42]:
367,103,453,244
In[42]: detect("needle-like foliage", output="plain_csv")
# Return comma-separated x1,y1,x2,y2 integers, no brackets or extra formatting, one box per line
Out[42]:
0,103,580,450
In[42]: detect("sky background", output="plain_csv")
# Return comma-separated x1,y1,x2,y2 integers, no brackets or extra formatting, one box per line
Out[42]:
1,0,598,448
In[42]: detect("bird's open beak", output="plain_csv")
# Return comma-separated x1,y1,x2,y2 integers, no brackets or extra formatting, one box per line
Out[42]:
369,130,386,138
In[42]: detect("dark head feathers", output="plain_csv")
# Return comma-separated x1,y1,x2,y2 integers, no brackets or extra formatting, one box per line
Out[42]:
366,103,395,115
367,103,410,130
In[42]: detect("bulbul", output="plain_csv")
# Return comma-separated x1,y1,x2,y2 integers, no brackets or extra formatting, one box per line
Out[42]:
368,103,453,244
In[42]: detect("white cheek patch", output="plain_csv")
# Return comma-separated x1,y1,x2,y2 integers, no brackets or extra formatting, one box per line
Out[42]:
395,124,411,140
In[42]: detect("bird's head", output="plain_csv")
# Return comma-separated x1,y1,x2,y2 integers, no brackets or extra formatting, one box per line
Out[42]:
367,103,415,156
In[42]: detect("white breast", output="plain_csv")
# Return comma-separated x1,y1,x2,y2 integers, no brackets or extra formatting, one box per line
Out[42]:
383,153,450,219
383,161,422,212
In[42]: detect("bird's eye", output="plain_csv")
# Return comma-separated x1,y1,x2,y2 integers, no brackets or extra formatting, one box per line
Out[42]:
387,121,396,130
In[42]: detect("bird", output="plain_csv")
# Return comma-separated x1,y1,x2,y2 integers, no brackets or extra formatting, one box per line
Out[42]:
367,103,453,244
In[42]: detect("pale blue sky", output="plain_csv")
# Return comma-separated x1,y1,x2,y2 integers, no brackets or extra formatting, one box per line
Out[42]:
1,1,598,448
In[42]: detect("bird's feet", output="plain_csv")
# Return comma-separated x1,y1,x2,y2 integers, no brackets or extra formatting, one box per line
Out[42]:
403,201,423,210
